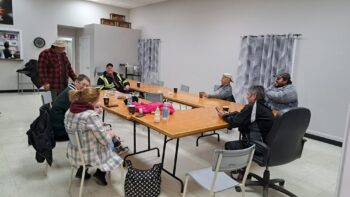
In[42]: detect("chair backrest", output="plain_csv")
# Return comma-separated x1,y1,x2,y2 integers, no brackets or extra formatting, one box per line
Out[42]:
212,145,255,172
265,107,311,166
144,92,164,102
180,84,190,92
66,129,86,166
41,91,52,105
152,80,164,86
95,66,105,77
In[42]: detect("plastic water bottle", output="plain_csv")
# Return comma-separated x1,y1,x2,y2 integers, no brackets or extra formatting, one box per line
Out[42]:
154,107,160,123
162,103,169,120
127,97,132,105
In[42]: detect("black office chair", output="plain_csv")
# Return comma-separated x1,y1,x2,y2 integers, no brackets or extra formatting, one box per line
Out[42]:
237,107,311,197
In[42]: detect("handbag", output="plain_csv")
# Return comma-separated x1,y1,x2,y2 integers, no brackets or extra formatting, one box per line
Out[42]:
124,160,162,197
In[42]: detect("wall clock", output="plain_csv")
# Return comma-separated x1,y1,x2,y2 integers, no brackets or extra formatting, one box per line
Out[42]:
33,37,45,48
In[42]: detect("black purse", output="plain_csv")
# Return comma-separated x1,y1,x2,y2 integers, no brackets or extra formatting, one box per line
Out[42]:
124,160,162,197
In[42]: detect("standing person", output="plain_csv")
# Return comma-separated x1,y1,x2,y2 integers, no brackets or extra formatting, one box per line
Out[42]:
265,73,298,111
38,40,77,101
97,63,130,93
216,85,274,150
50,74,90,141
200,73,235,102
65,87,123,185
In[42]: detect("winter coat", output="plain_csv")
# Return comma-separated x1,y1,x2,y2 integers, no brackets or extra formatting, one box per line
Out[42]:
27,104,56,165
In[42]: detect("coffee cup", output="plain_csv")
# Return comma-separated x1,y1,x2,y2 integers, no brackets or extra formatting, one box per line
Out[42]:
137,82,141,88
174,88,178,94
128,105,136,114
223,106,229,112
103,97,110,106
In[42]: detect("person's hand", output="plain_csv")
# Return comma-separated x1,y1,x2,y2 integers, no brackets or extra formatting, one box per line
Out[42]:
43,83,50,91
107,129,117,138
94,103,103,114
216,106,228,118
124,85,130,91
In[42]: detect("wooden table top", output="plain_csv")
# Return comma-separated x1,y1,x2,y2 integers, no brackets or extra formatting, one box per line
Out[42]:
128,80,240,108
132,107,229,138
102,81,276,139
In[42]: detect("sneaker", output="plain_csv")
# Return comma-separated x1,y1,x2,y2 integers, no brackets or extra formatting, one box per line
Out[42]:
75,166,91,180
93,169,107,186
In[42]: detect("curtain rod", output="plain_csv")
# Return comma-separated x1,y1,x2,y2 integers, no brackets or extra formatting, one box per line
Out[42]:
241,34,302,38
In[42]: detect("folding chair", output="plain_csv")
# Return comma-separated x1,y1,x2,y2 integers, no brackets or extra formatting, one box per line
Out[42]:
67,129,124,197
183,145,255,197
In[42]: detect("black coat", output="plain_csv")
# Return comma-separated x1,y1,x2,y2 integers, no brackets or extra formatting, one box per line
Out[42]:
223,100,274,141
27,104,56,165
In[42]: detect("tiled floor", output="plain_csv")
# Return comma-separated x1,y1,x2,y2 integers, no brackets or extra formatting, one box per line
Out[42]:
0,93,342,197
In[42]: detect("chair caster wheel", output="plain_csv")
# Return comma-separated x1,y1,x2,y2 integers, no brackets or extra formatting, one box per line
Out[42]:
279,181,285,186
247,174,252,179
235,186,242,192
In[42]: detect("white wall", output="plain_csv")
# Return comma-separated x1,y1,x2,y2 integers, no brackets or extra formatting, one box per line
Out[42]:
80,24,141,84
130,0,350,141
0,0,129,90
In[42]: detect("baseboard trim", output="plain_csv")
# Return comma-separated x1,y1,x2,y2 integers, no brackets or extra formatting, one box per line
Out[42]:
0,89,41,93
305,133,342,147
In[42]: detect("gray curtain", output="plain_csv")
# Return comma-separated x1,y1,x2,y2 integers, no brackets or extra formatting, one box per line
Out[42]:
234,34,297,103
138,39,160,83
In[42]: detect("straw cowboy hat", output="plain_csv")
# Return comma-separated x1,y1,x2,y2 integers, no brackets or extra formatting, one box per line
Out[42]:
52,40,66,48
223,73,233,82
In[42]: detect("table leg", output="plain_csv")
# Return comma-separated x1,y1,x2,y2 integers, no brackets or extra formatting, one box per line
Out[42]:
161,136,184,192
124,121,160,161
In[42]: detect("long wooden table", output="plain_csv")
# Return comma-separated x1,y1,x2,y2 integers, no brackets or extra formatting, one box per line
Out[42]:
101,82,246,192
128,79,240,108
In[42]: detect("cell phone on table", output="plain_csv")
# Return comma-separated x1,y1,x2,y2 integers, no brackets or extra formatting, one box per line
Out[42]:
136,113,145,118
107,104,118,108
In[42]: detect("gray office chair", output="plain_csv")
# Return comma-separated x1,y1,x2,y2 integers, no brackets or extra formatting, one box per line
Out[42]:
179,84,190,110
152,80,164,86
180,84,190,92
183,145,255,197
144,92,164,102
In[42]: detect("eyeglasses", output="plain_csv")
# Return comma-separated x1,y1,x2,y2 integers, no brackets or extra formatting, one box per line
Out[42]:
78,81,90,88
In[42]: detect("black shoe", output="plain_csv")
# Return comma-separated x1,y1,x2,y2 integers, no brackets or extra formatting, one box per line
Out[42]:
75,166,91,180
93,169,107,186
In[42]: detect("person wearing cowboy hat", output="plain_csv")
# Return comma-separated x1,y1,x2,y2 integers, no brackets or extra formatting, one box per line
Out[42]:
200,73,236,102
38,40,77,101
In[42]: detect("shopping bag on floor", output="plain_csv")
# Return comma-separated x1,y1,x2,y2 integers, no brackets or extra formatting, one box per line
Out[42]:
124,160,162,197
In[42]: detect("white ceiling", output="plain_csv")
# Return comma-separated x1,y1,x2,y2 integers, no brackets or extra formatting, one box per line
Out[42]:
84,0,169,9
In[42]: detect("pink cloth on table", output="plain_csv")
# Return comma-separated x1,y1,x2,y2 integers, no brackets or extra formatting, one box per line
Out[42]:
132,101,175,114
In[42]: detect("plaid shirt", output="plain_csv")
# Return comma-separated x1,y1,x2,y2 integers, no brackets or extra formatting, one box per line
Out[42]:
38,47,77,91
64,109,123,171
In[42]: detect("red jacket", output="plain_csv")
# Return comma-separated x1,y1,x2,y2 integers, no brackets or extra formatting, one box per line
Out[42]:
38,47,77,91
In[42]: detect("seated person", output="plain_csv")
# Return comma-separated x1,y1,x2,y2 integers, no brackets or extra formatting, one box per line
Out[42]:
265,72,298,111
65,87,123,186
50,74,90,141
97,63,130,93
201,73,235,102
216,85,274,150
94,103,129,156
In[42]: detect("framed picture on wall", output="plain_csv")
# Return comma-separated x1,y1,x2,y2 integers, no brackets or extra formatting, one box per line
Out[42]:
0,0,13,25
0,29,23,60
